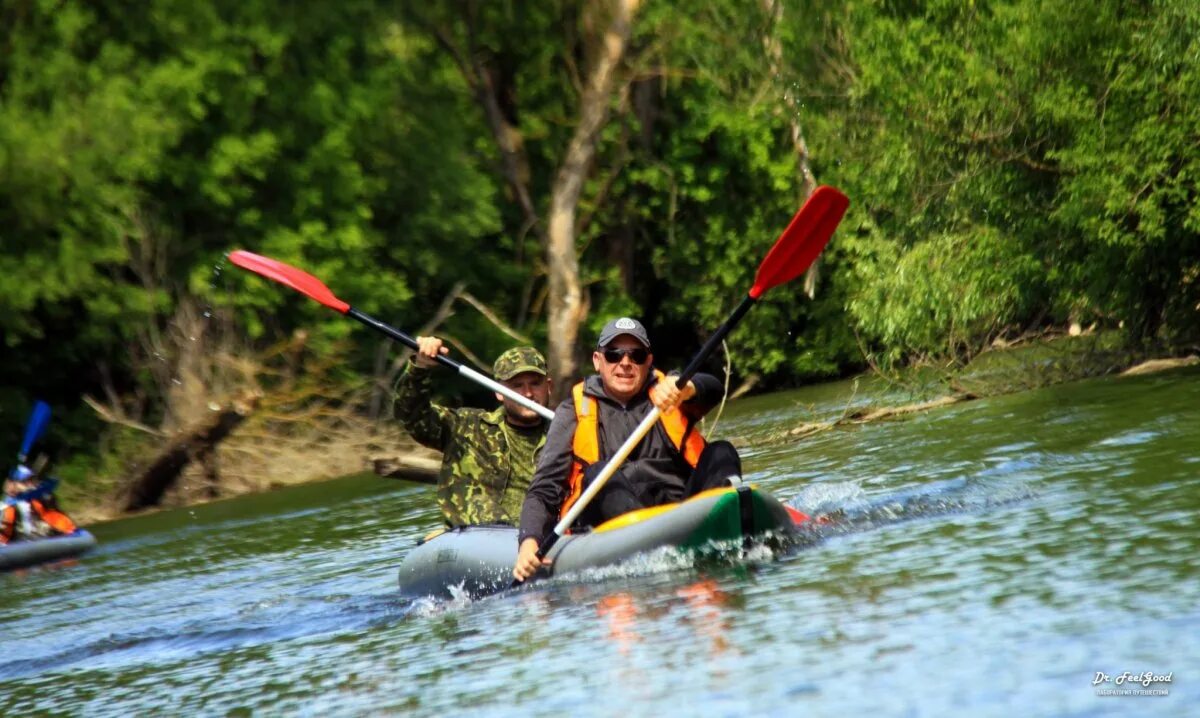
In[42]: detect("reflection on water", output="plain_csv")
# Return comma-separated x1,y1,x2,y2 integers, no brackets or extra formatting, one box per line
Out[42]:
597,592,642,653
595,579,737,659
3,368,1199,716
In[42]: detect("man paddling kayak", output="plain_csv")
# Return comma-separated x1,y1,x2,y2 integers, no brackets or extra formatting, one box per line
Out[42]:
1,465,79,545
394,340,553,527
513,317,742,581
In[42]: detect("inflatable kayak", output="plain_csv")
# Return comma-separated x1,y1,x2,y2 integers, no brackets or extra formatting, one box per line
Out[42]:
397,485,809,599
0,530,97,572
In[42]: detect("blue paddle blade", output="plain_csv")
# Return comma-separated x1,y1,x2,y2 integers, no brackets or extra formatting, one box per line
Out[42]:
19,400,51,461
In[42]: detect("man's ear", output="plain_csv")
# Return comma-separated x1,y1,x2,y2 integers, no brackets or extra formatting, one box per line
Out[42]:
495,392,506,404
592,351,603,373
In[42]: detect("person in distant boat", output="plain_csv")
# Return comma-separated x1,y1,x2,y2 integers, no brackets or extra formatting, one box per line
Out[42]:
513,317,741,581
394,340,552,527
1,464,78,545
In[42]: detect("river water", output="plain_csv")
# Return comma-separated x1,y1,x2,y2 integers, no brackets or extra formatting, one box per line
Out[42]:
3,368,1197,716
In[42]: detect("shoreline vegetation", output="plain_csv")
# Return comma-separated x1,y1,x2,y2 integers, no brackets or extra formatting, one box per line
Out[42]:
64,336,1198,526
753,351,1199,448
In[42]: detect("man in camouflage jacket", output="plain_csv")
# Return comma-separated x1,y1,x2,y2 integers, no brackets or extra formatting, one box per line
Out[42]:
393,339,552,527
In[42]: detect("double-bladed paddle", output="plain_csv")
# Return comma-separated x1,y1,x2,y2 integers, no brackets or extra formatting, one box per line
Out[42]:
228,251,556,421
524,185,850,569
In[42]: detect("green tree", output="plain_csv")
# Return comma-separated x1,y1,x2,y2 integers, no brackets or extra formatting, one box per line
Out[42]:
796,0,1200,365
0,1,505,457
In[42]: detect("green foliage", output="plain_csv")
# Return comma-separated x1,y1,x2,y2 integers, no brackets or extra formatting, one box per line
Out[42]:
3,0,1199,483
1044,0,1200,343
0,0,503,463
847,226,1041,362
801,0,1200,362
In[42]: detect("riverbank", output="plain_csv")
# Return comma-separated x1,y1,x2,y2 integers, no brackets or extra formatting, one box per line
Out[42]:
61,423,441,527
753,345,1199,446
60,336,1198,527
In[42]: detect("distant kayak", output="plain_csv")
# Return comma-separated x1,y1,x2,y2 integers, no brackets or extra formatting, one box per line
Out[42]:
0,530,97,572
397,485,809,599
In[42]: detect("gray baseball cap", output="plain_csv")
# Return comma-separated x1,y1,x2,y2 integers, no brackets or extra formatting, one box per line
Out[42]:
596,317,651,349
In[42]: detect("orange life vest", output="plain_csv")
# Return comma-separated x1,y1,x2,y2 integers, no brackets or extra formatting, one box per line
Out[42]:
0,499,77,544
560,371,707,518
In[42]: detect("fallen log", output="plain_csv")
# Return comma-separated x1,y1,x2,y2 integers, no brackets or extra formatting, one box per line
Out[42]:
123,393,260,512
763,392,980,445
370,454,440,485
845,393,975,422
1120,355,1199,376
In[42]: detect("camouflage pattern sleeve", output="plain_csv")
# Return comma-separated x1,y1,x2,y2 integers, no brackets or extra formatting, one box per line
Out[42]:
392,361,455,450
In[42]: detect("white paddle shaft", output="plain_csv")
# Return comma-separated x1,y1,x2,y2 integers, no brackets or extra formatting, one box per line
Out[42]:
459,365,555,421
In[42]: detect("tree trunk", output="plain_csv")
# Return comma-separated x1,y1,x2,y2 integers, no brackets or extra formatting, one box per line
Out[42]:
122,394,259,512
477,66,539,231
423,1,641,400
544,0,641,393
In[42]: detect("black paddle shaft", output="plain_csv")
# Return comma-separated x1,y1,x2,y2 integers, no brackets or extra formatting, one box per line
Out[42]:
346,307,464,372
675,294,756,387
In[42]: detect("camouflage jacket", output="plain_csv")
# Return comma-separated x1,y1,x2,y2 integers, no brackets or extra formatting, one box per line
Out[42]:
393,363,547,527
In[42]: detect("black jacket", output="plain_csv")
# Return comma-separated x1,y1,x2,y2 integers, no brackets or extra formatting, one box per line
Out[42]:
517,370,722,543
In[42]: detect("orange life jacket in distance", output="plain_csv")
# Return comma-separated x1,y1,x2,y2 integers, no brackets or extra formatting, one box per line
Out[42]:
560,371,707,519
0,499,77,544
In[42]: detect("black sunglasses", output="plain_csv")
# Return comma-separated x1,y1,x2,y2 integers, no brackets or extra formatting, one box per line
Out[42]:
601,347,649,364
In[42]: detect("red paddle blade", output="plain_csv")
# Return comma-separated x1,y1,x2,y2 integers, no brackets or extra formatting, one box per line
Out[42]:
228,250,351,313
750,185,850,299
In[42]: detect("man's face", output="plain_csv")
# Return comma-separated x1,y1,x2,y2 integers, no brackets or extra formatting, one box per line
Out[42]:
4,479,21,497
497,371,552,426
593,335,652,403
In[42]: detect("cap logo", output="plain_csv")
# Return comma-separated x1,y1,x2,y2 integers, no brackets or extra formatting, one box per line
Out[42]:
615,318,637,330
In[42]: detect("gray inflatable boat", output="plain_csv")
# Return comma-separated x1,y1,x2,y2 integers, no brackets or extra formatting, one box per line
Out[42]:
397,486,808,599
0,529,97,571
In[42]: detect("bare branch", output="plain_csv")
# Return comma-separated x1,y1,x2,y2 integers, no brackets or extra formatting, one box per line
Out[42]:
440,332,489,372
458,291,533,344
83,395,165,437
381,281,466,395
576,88,633,241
